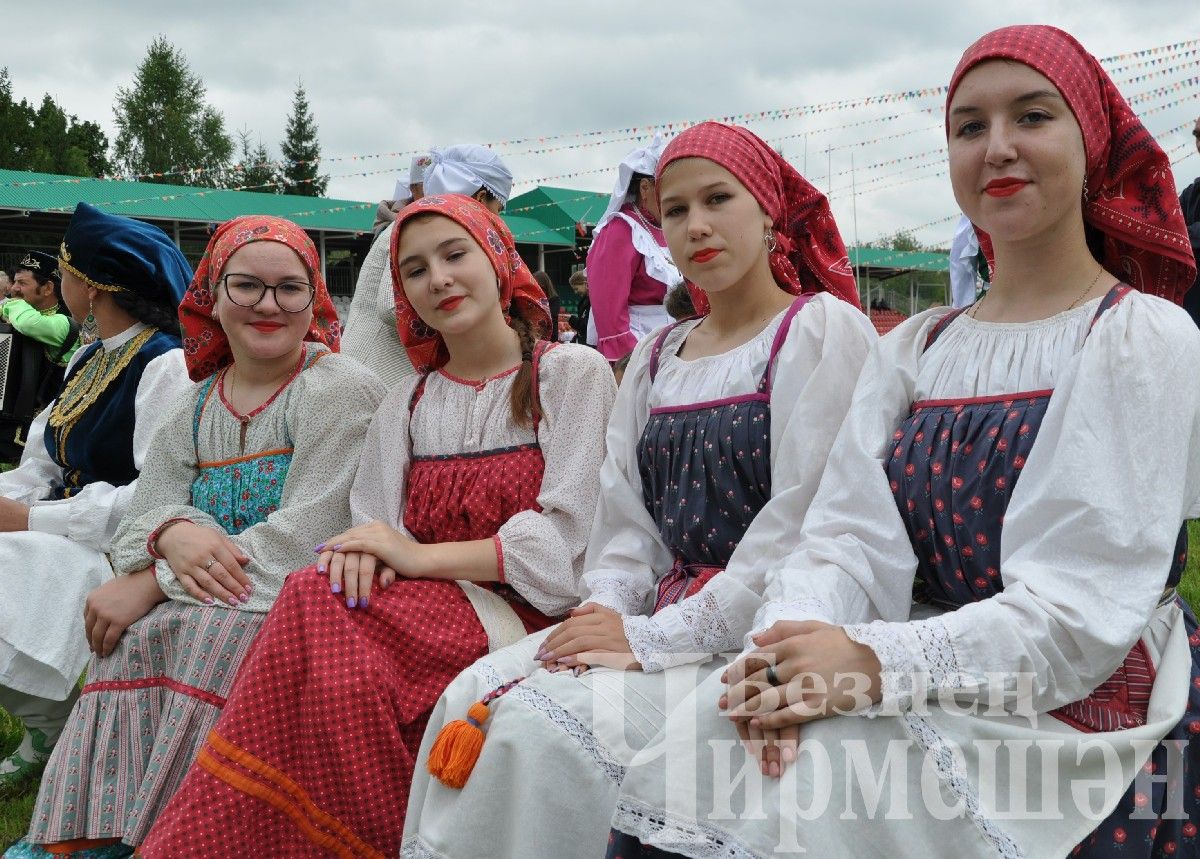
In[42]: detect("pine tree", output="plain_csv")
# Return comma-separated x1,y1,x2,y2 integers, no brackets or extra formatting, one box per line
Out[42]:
279,82,327,197
112,36,233,186
231,129,281,193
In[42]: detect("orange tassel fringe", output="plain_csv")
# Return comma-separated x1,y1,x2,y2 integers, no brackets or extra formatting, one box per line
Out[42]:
427,701,491,789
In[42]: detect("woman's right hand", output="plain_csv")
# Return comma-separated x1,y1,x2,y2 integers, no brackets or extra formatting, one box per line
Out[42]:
315,548,398,609
155,520,252,606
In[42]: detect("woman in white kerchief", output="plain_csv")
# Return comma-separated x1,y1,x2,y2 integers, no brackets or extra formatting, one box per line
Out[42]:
342,147,517,388
585,135,681,361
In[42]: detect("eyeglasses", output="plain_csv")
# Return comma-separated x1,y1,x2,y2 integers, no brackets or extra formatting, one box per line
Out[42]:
220,274,315,313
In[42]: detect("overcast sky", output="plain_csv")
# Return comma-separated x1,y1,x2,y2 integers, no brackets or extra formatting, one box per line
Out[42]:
5,0,1199,247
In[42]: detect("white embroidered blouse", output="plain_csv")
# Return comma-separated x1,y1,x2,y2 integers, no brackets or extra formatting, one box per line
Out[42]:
579,292,878,672
756,292,1200,714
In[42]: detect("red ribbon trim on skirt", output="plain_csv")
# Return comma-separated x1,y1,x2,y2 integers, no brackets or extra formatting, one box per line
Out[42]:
80,676,228,709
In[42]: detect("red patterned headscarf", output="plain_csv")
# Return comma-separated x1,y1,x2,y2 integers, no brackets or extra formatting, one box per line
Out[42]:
390,194,552,373
179,216,341,382
948,25,1196,303
655,121,860,315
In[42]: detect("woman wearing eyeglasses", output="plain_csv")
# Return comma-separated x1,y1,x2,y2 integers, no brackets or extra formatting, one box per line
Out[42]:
9,216,383,858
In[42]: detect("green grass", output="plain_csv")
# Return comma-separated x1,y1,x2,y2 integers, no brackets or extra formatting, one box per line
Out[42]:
1,526,1198,848
0,708,35,850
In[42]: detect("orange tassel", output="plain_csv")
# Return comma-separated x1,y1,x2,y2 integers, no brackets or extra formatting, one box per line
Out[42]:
427,701,491,789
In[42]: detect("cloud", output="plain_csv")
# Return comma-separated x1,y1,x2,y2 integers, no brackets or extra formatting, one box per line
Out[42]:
3,0,1198,245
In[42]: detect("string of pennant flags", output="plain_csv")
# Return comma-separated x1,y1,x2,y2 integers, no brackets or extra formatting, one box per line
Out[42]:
6,38,1200,194
33,98,1200,223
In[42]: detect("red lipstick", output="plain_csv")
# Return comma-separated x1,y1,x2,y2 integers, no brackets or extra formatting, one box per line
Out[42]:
249,321,285,332
437,295,465,312
984,178,1029,198
690,248,722,263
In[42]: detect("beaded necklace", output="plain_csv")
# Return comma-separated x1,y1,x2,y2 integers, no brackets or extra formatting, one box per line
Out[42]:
48,327,157,452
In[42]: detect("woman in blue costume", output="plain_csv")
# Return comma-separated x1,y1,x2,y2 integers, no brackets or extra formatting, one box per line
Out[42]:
7,216,383,858
608,26,1200,858
0,203,191,800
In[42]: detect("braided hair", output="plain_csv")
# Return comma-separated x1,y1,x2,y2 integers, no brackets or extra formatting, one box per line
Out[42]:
507,304,541,428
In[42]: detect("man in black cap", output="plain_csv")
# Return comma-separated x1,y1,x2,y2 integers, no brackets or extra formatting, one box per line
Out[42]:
0,251,79,460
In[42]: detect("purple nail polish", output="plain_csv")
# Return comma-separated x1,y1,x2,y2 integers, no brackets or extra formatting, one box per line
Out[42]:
239,593,250,603
346,597,357,609
313,543,326,553
360,596,369,609
331,582,341,594
228,597,239,607
332,544,342,552
205,597,216,606
317,564,326,574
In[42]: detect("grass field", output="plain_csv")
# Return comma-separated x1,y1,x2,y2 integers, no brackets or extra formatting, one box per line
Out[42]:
2,525,1199,849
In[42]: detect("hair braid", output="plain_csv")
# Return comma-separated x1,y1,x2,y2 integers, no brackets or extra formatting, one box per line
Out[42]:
507,306,541,428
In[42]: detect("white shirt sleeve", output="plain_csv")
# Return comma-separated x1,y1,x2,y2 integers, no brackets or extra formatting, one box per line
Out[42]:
844,296,1200,714
622,295,879,671
578,332,669,616
497,345,617,615
25,349,190,552
751,312,948,641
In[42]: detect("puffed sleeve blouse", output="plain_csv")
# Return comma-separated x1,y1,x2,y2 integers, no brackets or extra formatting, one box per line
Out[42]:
579,293,879,671
756,293,1200,714
110,345,386,610
349,342,617,617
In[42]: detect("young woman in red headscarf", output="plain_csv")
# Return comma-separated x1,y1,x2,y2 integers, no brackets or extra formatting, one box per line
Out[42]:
401,122,876,859
7,217,383,858
607,25,1200,859
136,195,616,858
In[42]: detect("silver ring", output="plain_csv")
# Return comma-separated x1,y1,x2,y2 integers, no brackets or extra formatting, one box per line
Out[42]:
204,558,216,571
765,664,781,686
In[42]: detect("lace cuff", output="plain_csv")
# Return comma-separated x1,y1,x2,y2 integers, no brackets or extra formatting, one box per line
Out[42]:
844,615,968,717
843,621,921,716
582,576,647,615
623,589,737,673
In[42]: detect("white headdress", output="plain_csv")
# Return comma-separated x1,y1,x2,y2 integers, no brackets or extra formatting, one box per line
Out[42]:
423,144,514,205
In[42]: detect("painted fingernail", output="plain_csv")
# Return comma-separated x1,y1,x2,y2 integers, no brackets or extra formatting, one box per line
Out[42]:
228,597,239,607
360,596,369,609
332,544,342,551
346,597,357,609
205,597,216,606
534,649,548,661
313,543,325,552
331,582,341,594
542,651,555,662
239,593,250,603
317,564,326,574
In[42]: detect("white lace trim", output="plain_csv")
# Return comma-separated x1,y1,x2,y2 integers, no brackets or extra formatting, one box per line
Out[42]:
901,712,1025,859
844,621,917,717
912,615,967,690
628,590,739,673
624,613,675,673
680,589,735,654
400,835,448,859
585,577,648,615
612,797,759,859
470,662,627,785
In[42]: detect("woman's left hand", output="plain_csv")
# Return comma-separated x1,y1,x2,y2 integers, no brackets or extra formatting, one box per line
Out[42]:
0,498,30,532
537,603,642,672
317,522,428,579
720,620,883,731
83,567,167,658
